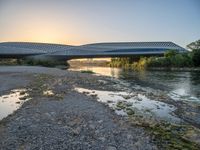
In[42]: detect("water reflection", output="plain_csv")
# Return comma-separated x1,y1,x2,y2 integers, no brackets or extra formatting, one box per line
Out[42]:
69,66,122,78
0,89,30,120
70,66,200,101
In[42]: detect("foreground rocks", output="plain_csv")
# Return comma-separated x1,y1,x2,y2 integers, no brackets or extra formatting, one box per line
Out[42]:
0,66,157,150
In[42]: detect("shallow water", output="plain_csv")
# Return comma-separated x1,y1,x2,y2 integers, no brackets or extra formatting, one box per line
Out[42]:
70,66,200,102
75,87,180,122
0,89,30,120
71,66,200,123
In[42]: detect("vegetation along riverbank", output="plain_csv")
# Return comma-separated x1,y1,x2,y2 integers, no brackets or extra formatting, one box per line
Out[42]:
109,39,200,70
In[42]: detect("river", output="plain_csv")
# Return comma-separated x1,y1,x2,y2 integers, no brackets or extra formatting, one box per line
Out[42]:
70,66,200,101
70,66,200,125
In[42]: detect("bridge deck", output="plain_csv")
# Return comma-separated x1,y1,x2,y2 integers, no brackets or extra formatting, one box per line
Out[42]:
0,42,187,59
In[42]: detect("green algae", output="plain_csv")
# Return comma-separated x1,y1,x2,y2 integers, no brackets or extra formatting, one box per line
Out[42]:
126,107,135,115
128,114,200,150
149,123,200,150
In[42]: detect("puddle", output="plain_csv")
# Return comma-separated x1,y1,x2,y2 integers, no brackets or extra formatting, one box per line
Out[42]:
75,87,180,123
0,89,30,120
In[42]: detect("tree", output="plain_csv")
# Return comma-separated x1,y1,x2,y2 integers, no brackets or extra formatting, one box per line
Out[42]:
192,49,200,66
164,50,178,58
187,39,200,50
187,39,200,66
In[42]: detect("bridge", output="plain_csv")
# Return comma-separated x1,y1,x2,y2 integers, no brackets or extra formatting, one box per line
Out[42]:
0,42,187,60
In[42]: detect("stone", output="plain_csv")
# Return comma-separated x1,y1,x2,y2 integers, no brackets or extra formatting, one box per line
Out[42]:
106,146,117,150
89,124,96,129
126,108,135,115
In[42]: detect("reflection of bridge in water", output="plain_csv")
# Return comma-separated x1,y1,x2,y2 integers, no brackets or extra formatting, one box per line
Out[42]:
0,42,187,60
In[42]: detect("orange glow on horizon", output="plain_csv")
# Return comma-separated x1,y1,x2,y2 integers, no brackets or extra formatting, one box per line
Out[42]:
0,15,90,46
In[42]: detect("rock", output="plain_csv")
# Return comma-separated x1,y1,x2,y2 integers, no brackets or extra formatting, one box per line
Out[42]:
95,130,100,134
107,100,113,103
19,97,27,100
127,134,133,140
57,121,62,125
125,102,133,107
98,120,103,123
89,124,96,129
91,94,97,98
122,95,132,99
137,98,143,101
116,101,126,110
44,112,51,118
98,137,106,142
126,108,135,116
72,127,81,135
19,91,26,95
106,146,117,150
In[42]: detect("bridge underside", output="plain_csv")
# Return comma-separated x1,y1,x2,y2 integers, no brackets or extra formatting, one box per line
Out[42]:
48,53,164,61
0,42,187,60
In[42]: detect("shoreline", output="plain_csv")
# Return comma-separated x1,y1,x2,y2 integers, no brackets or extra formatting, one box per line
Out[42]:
76,64,200,72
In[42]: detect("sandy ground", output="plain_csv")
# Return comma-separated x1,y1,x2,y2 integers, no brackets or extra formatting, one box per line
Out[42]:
0,66,157,150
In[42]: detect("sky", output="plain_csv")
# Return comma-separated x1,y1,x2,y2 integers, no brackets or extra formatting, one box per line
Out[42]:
0,0,199,47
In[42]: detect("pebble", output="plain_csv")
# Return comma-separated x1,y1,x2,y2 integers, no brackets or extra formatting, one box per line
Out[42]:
106,146,117,150
89,124,96,129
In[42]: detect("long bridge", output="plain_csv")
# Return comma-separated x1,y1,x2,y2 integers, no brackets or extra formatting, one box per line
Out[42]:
0,42,187,60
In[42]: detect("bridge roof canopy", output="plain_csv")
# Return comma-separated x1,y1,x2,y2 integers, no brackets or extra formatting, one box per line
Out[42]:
0,41,187,59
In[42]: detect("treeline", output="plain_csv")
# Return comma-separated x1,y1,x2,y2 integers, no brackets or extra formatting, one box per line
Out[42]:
109,40,200,70
0,57,69,68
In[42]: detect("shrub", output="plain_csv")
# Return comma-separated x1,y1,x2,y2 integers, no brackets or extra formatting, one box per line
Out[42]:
191,49,200,66
109,49,196,69
164,50,178,58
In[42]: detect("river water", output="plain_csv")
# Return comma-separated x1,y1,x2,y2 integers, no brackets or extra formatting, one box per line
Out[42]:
70,66,200,101
71,66,200,123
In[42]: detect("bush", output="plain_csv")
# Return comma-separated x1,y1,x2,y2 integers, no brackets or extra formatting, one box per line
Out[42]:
164,50,178,58
109,49,198,69
187,39,200,67
192,49,200,66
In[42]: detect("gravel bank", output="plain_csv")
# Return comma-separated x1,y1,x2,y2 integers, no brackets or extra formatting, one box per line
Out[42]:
0,66,157,150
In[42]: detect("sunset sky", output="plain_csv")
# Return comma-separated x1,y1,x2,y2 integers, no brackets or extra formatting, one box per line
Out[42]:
0,0,199,47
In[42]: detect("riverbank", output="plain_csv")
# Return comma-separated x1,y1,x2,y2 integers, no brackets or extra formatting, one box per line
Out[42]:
0,66,200,149
0,66,156,150
109,49,200,70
